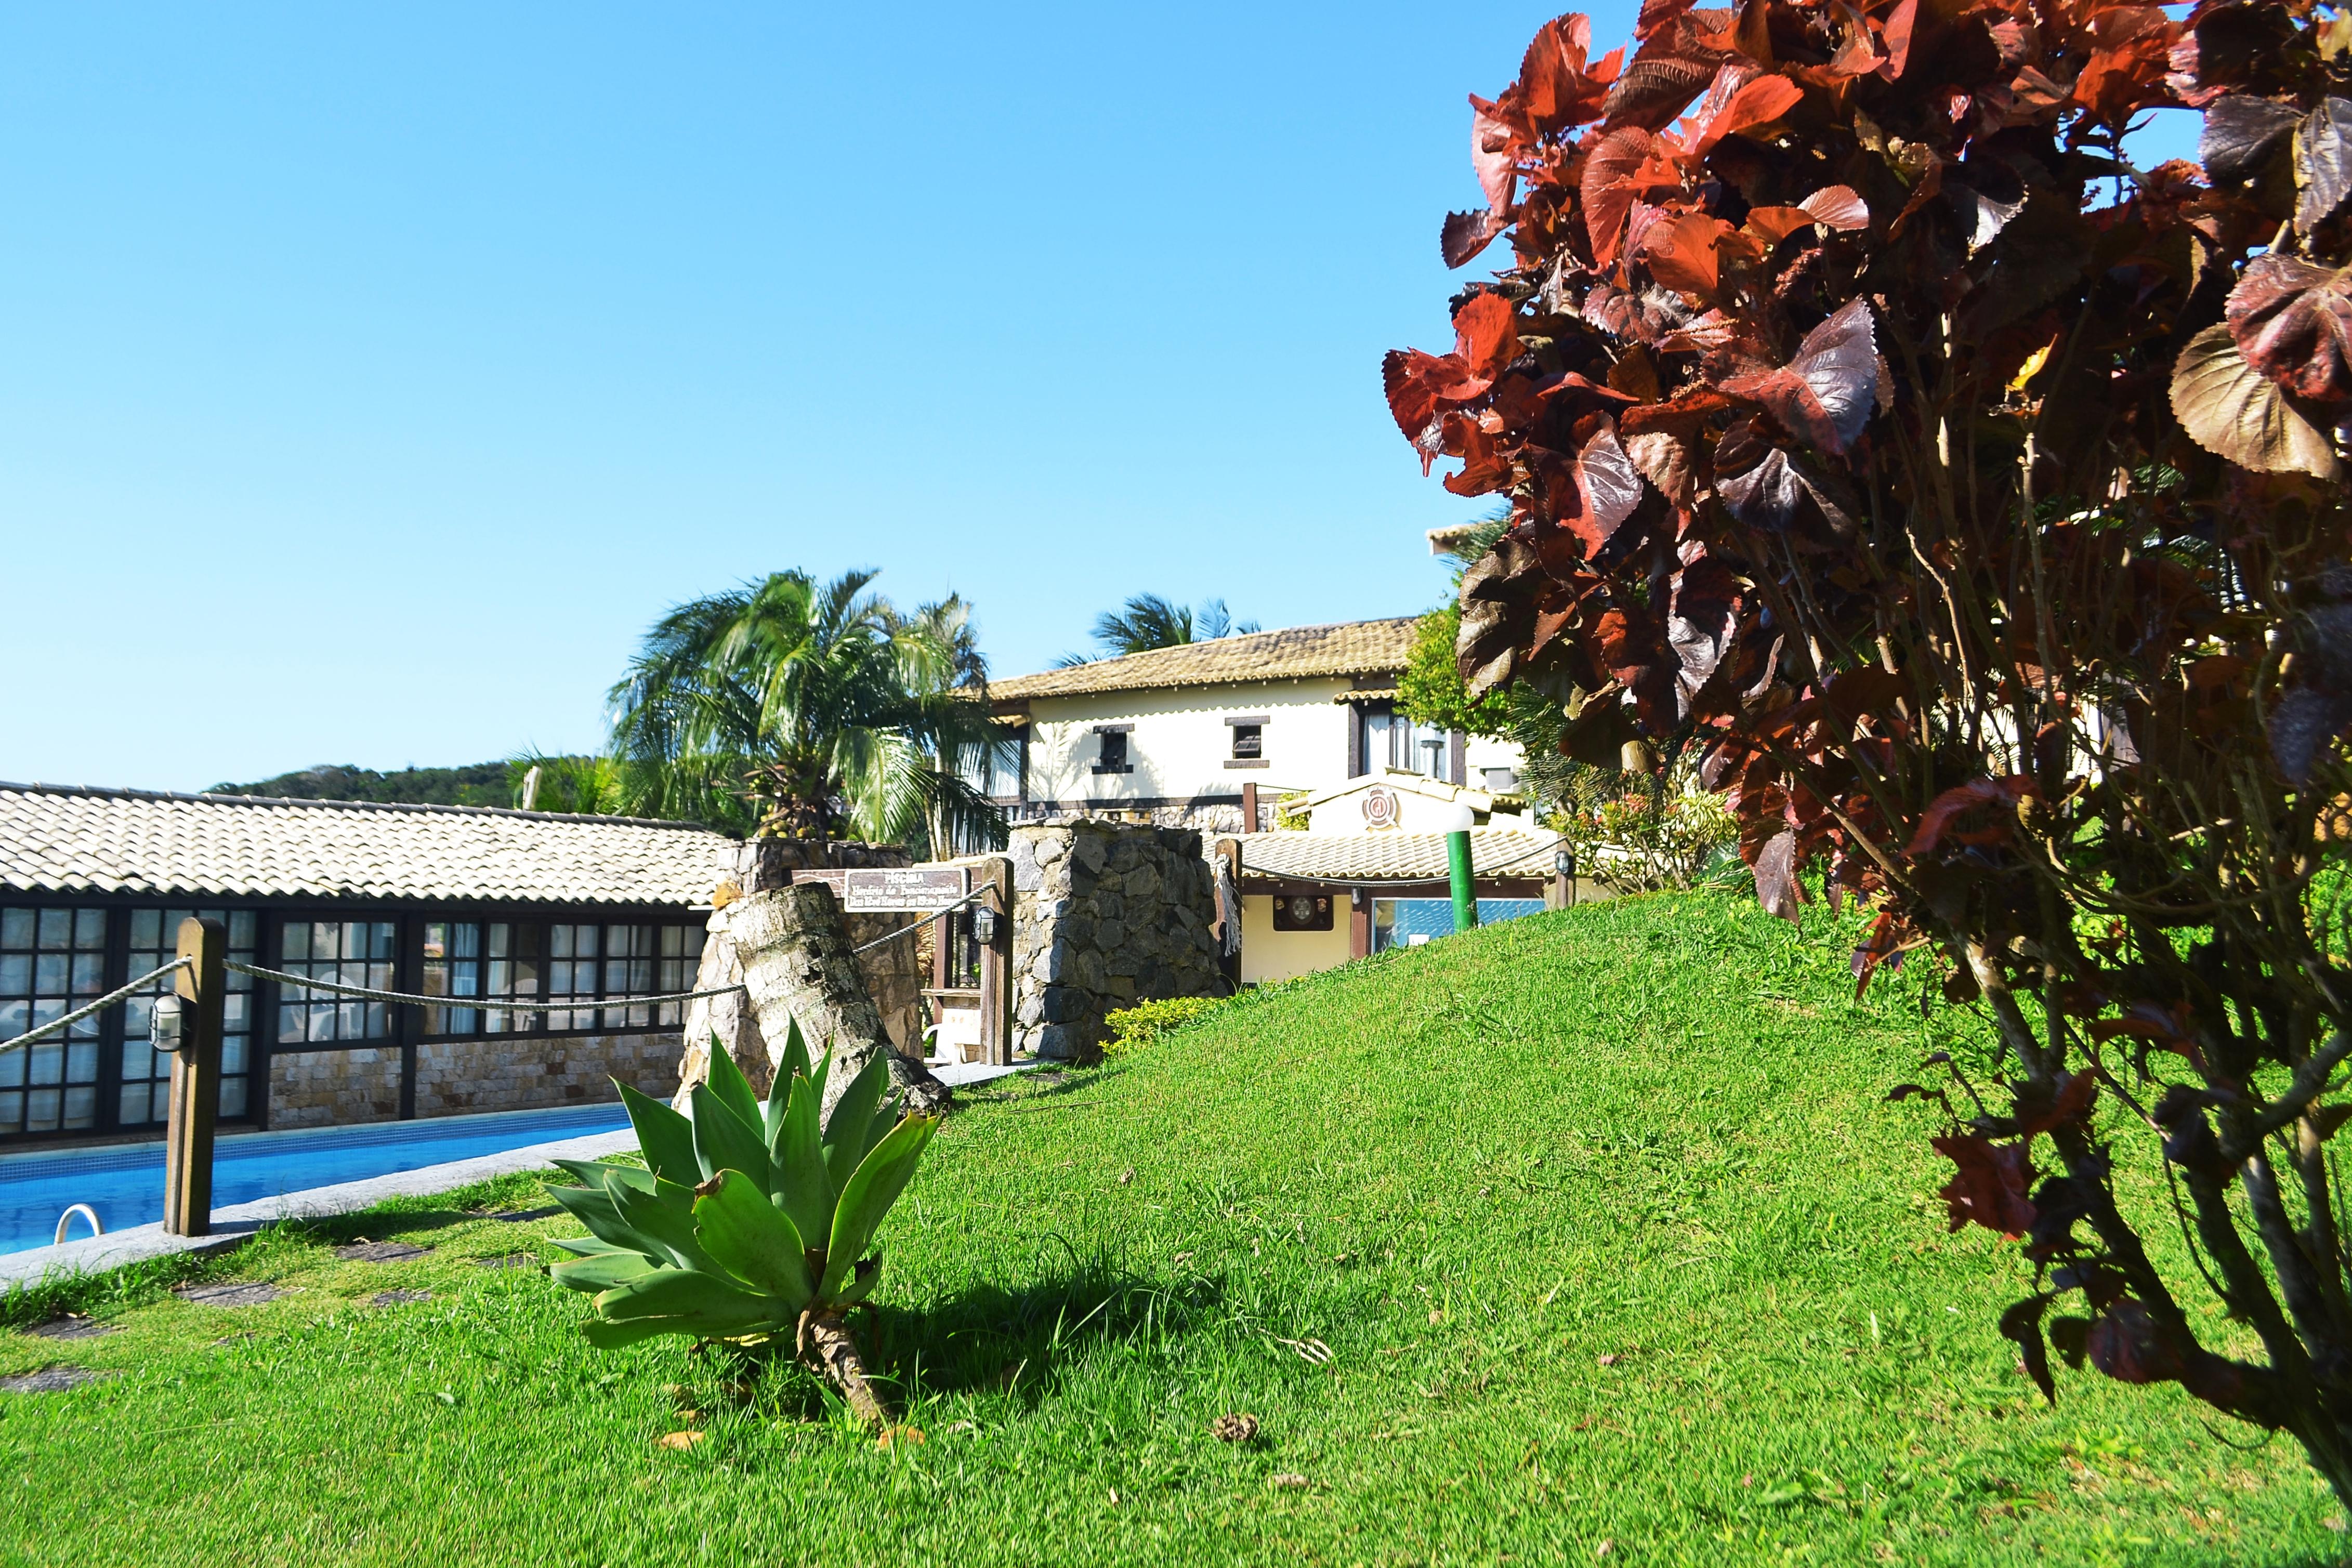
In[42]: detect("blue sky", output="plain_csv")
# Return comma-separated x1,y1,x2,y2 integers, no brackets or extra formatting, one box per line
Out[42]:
0,5,2201,792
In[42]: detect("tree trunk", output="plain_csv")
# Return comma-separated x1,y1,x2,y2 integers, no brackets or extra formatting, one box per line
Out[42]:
728,881,950,1121
803,1310,888,1428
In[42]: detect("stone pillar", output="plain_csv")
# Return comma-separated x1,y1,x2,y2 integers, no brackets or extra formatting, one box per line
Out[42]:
1010,821,1225,1062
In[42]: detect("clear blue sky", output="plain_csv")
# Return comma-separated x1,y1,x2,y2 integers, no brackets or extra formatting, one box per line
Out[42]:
0,5,2199,793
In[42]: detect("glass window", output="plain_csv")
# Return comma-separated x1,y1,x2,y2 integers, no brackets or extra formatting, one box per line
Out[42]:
278,919,396,1045
547,923,602,1030
1231,723,1263,760
658,924,708,1026
0,905,108,1135
422,921,483,1036
1372,898,1545,952
484,921,541,1034
122,910,259,1128
1096,730,1129,772
1363,709,1454,781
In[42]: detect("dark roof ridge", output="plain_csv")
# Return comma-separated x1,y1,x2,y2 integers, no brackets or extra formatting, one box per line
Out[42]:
0,781,725,835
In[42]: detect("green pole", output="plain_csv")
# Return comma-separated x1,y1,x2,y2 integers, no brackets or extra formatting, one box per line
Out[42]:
1447,829,1478,934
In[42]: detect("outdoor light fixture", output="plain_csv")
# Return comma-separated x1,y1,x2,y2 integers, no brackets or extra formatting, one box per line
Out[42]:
1434,799,1478,933
149,994,185,1056
1554,848,1575,879
972,907,999,945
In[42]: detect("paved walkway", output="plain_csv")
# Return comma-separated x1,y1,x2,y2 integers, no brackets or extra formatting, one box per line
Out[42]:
1,1060,1043,1291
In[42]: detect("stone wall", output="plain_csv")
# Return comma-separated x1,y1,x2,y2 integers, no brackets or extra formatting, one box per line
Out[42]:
264,1032,680,1129
678,838,927,1101
1009,822,1225,1061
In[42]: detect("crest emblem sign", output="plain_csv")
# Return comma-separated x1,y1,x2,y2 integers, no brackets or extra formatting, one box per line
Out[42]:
1361,786,1399,829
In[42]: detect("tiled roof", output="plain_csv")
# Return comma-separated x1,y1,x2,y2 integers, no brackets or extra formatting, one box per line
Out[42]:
989,618,1419,703
0,783,731,906
1237,827,1562,885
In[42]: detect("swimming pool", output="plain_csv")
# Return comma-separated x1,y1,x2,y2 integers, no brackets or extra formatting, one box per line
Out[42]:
0,1102,630,1255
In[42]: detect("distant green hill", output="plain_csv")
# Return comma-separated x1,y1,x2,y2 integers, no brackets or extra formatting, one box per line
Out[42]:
205,761,515,809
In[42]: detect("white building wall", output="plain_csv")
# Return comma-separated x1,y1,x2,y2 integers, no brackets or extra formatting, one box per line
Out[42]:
1239,894,1351,984
1019,677,1359,809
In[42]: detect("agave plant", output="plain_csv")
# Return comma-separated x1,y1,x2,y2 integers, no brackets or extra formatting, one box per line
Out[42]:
546,1020,937,1425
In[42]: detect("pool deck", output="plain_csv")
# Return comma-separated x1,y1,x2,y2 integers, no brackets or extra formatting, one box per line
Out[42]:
1,1058,1037,1291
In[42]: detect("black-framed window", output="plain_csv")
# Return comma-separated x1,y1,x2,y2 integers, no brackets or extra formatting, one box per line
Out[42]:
278,919,397,1044
1231,723,1263,760
658,925,707,1026
0,906,108,1136
1093,728,1132,774
123,908,257,1128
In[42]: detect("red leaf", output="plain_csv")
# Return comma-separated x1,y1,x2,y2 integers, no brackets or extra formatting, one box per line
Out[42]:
1694,73,1803,154
1932,1134,2036,1237
1471,106,1518,214
1797,184,1869,230
1752,827,1801,921
1518,14,1618,130
2015,1070,2098,1137
1441,209,1509,268
2227,254,2352,403
1907,775,2035,858
1638,212,1732,294
1453,291,1521,379
1636,0,1697,42
1604,44,1720,131
1718,298,1879,453
1582,126,1657,268
1561,420,1646,556
1878,0,1918,81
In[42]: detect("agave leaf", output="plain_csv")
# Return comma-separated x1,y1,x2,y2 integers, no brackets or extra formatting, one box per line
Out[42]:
823,1056,891,1193
552,1251,661,1294
809,1041,835,1104
545,1183,660,1257
550,1235,632,1258
616,1177,718,1273
820,1114,938,1299
580,1315,693,1349
778,1018,813,1096
550,1157,654,1195
769,1069,835,1250
691,1083,774,1192
592,1267,783,1332
2171,323,2341,479
831,1254,883,1307
616,1083,700,1187
692,1169,815,1313
701,1033,765,1134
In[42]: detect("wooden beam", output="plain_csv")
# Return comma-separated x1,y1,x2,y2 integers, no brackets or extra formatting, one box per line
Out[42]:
164,916,226,1237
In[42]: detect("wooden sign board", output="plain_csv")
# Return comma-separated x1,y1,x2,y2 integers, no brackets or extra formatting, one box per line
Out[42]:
787,865,969,914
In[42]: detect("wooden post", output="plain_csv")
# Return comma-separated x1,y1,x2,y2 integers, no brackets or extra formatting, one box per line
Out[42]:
1349,887,1372,959
1240,782,1259,834
164,916,226,1237
975,856,1015,1065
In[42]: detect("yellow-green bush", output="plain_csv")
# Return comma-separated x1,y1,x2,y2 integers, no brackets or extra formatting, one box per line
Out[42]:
1102,995,1225,1056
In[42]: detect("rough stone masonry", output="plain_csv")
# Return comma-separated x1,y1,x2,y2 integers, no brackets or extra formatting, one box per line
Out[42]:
1010,821,1224,1060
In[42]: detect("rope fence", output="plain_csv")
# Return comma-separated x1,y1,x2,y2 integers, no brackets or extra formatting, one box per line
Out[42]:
0,956,191,1054
223,962,748,1014
1,909,965,1051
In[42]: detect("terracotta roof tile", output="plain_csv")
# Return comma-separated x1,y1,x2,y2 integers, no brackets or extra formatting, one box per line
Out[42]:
1237,827,1561,885
990,618,1418,703
0,784,729,906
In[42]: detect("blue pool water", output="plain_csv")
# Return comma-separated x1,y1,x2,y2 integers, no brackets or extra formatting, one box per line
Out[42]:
0,1102,629,1255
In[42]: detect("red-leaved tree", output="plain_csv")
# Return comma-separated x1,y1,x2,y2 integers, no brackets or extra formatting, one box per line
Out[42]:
1388,0,2352,1496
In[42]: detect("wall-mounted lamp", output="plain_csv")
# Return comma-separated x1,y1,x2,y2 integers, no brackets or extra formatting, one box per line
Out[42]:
150,994,186,1056
972,907,1000,946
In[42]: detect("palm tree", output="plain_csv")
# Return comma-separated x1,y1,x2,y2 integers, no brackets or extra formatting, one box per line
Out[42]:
607,570,1010,847
1054,594,1261,665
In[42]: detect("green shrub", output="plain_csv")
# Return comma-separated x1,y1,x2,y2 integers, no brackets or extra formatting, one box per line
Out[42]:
1103,995,1224,1055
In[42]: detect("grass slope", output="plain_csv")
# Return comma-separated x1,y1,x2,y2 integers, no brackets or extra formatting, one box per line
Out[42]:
3,894,2344,1566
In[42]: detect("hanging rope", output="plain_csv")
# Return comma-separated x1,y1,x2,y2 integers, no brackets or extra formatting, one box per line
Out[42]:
224,961,746,1013
0,956,191,1053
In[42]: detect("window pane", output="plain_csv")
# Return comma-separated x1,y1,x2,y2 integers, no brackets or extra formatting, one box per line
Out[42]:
73,909,105,950
1,908,31,949
35,909,70,950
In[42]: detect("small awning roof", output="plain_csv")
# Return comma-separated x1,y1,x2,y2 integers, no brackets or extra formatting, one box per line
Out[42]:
1236,827,1562,886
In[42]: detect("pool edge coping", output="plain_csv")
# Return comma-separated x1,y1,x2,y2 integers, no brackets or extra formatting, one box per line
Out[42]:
0,1128,635,1290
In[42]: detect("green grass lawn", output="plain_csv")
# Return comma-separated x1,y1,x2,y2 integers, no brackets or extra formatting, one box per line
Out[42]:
4,892,2346,1566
